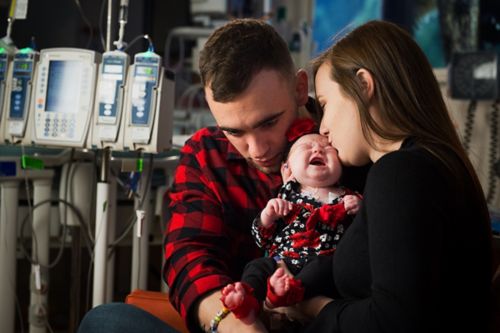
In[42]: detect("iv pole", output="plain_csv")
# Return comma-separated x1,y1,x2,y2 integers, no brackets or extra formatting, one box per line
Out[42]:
92,0,114,308
0,180,21,333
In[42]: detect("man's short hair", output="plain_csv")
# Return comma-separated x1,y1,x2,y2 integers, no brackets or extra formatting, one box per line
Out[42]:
199,18,296,102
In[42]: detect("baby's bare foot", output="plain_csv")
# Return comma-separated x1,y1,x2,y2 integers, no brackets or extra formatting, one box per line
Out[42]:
221,282,246,310
269,267,290,296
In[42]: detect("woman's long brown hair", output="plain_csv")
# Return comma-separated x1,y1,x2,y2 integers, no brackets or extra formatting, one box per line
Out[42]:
312,20,490,229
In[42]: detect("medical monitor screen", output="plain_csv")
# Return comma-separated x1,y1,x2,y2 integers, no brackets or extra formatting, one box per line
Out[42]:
104,64,123,74
45,60,83,113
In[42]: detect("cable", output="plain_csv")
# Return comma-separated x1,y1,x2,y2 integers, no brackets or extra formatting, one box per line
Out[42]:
108,153,154,248
15,293,25,333
123,34,150,53
487,101,499,204
164,33,186,71
462,100,477,153
21,145,36,262
73,0,94,49
98,0,107,51
45,316,55,333
18,198,94,268
139,154,154,210
136,154,154,288
85,251,94,313
108,214,135,248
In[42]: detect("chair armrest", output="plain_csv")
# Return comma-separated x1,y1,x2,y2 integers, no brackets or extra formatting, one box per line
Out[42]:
125,289,189,333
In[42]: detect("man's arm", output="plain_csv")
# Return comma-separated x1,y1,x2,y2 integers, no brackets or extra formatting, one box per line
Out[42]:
163,143,230,330
163,134,267,332
196,290,267,333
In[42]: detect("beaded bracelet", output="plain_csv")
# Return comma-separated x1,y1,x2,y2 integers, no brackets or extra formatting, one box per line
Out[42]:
209,307,230,333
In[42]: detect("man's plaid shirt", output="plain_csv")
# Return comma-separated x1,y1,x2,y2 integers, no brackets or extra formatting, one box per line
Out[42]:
163,126,283,326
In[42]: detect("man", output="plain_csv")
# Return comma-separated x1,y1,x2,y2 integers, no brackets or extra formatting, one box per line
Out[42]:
78,18,365,333
164,19,311,332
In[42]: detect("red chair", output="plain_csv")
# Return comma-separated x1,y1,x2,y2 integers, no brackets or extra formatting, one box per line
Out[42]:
125,289,189,333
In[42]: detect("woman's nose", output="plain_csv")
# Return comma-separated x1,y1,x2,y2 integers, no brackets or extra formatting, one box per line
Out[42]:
319,121,329,136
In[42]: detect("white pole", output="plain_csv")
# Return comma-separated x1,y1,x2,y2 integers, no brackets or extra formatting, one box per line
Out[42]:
105,174,117,302
29,178,53,333
106,0,113,52
92,182,110,307
131,167,151,291
0,180,20,333
155,185,169,293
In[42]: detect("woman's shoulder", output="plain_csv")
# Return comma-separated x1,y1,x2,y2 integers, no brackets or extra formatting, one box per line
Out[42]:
372,147,437,174
367,147,446,190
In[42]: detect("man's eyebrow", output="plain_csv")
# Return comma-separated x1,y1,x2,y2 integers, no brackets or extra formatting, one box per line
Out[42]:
219,111,285,133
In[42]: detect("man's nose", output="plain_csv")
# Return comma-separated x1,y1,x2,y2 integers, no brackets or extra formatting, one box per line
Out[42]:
247,135,269,159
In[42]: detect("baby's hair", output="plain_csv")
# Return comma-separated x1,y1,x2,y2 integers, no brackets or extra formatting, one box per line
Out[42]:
282,131,319,162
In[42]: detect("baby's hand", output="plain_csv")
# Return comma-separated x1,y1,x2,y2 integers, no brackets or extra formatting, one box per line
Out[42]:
343,195,361,215
260,198,293,227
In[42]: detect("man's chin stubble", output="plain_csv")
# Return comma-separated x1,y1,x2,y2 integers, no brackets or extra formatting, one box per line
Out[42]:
248,160,280,174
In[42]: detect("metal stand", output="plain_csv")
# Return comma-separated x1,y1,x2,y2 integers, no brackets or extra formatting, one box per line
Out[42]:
92,149,111,307
0,180,20,333
131,162,151,290
29,177,53,333
105,173,117,302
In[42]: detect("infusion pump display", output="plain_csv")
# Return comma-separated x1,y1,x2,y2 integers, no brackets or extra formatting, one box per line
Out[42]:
129,53,161,128
91,50,129,148
33,48,101,147
0,52,10,124
7,50,38,139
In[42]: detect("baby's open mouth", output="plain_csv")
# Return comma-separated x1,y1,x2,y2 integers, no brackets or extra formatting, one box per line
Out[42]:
309,157,325,166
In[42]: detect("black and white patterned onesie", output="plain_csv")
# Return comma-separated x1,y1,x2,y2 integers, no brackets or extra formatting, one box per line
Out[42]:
241,180,357,302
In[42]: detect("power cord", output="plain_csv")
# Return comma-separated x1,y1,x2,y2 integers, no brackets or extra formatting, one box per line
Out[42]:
73,0,94,49
18,198,94,268
462,100,477,153
487,101,499,205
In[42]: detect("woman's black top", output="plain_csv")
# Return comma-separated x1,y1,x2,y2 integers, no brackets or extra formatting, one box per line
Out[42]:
305,139,493,333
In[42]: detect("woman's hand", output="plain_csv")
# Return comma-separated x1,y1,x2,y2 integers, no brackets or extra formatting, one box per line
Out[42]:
294,296,333,319
265,295,333,324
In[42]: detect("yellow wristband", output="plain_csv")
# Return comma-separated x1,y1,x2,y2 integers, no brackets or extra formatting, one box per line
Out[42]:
209,307,230,333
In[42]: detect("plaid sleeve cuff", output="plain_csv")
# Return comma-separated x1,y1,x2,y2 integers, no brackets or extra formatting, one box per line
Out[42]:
182,274,233,332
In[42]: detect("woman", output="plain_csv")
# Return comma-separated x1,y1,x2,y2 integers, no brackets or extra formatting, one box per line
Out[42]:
302,20,493,332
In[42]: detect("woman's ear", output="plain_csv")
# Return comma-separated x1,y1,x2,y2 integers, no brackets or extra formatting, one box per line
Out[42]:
355,68,374,100
295,69,309,106
281,162,293,183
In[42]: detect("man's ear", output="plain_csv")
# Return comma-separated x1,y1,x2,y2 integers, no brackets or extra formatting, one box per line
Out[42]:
281,162,293,183
295,69,309,106
355,68,374,100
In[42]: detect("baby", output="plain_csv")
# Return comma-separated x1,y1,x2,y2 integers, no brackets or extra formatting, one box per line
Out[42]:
220,119,362,323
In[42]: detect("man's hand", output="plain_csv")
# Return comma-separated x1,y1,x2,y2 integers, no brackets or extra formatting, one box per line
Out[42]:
260,198,293,227
196,290,268,333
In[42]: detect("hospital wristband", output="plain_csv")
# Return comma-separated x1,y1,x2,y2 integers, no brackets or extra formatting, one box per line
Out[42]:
209,307,230,333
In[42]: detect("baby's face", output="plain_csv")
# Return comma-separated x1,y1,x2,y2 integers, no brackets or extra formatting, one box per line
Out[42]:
286,133,342,187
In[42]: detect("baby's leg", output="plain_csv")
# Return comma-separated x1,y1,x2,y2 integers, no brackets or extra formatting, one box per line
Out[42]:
266,267,304,308
221,282,260,325
268,267,290,296
221,283,246,310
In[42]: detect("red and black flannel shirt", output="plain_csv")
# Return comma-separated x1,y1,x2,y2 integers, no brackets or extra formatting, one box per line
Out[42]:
163,126,282,328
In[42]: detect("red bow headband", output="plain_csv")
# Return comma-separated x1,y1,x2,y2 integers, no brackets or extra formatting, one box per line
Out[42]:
285,118,317,143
